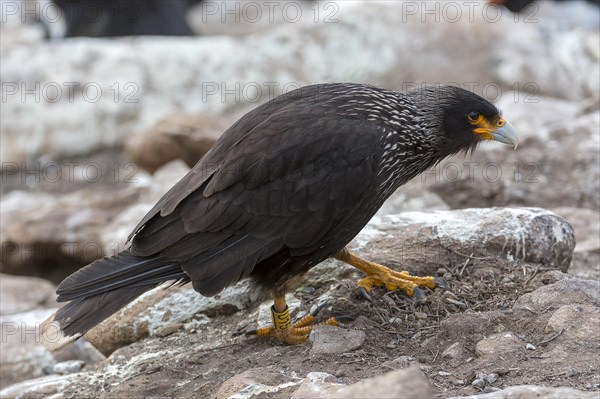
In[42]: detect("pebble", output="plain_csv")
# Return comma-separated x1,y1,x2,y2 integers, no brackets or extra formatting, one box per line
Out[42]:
526,343,536,350
414,312,428,320
437,268,447,275
309,326,366,356
52,360,85,375
154,322,183,337
585,383,592,389
455,380,465,386
442,342,462,359
484,386,501,393
438,371,452,376
472,378,486,388
486,373,499,383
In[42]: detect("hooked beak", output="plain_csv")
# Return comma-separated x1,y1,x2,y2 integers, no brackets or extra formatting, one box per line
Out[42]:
492,121,519,150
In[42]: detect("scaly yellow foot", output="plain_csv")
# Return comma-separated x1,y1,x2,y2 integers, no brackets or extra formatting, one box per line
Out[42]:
334,247,444,299
245,294,339,345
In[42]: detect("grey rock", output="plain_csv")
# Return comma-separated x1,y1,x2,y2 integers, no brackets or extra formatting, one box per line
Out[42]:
291,372,345,399
309,326,366,356
331,366,432,399
486,373,499,384
381,356,417,371
546,304,600,341
0,274,57,315
0,309,103,389
449,384,599,399
350,208,575,274
52,360,85,375
476,332,522,357
0,374,83,399
513,279,600,312
442,342,464,360
214,367,299,399
0,309,57,389
85,280,261,356
472,378,486,388
153,322,183,338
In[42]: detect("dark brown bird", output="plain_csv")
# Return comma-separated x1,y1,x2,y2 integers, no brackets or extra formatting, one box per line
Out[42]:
40,83,518,348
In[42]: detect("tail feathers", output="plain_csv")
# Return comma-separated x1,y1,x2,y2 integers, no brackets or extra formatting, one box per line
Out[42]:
40,250,187,351
57,250,184,301
40,285,152,350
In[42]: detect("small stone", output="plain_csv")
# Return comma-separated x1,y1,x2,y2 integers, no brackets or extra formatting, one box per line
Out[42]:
381,356,414,370
154,323,183,337
486,373,499,383
309,326,366,356
215,367,295,399
476,332,521,356
437,268,447,275
526,343,536,350
585,383,592,389
52,360,85,375
291,372,345,399
484,386,501,393
414,312,428,320
472,378,486,388
455,380,465,386
332,366,432,398
442,342,463,359
438,371,452,377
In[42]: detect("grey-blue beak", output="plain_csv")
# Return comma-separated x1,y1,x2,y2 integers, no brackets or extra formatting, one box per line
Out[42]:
492,121,518,150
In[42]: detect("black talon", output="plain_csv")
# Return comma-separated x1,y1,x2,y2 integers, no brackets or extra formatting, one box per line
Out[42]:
358,287,372,302
310,302,327,317
434,276,448,290
334,315,354,323
412,287,427,303
233,329,256,337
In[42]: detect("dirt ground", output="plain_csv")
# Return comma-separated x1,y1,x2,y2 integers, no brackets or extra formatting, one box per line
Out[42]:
67,254,598,399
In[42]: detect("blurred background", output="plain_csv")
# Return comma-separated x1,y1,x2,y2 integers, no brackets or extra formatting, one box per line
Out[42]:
0,0,599,393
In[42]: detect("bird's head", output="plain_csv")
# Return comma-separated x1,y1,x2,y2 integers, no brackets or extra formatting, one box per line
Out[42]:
406,85,518,156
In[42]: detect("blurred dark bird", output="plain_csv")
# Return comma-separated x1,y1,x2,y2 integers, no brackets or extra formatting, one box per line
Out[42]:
40,83,518,348
51,0,202,38
489,0,599,13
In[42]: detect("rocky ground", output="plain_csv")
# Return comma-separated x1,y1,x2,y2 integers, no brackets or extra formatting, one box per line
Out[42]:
1,1,599,398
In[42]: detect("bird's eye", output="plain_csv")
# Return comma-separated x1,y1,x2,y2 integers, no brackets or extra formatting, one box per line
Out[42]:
467,112,481,123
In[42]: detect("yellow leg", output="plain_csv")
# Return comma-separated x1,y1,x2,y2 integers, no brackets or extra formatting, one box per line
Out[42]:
251,292,339,345
334,247,439,297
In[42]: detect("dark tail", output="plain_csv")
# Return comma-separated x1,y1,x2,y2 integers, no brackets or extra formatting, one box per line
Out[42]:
39,250,186,350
